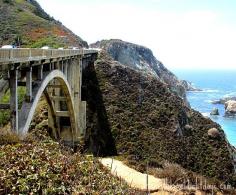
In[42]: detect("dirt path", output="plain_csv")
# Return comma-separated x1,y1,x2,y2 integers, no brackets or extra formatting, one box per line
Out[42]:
100,158,177,193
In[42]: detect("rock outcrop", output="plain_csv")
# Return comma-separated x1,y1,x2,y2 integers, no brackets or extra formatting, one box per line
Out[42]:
179,80,201,91
208,128,221,138
225,100,236,117
210,108,219,115
90,39,196,101
212,96,236,104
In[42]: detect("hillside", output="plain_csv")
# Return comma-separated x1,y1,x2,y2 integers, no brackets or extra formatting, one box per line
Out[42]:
0,0,87,48
83,51,236,185
0,100,140,194
90,39,198,101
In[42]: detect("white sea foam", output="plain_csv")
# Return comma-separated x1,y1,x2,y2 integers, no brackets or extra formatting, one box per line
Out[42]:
223,92,236,98
204,100,214,103
203,89,219,93
201,112,210,117
191,89,219,93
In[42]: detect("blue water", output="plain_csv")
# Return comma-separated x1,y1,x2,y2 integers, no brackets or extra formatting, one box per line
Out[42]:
174,70,236,146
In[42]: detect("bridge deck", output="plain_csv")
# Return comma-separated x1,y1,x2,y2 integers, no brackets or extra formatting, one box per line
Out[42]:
0,48,98,71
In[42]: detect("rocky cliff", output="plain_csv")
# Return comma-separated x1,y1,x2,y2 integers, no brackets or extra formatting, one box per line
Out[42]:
83,51,235,185
90,39,198,101
0,0,87,48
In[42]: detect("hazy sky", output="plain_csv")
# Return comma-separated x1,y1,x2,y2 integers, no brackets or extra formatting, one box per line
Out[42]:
37,0,236,70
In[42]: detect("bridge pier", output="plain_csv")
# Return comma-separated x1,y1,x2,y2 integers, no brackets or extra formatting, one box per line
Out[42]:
9,68,18,134
26,66,33,102
37,65,43,81
64,60,68,79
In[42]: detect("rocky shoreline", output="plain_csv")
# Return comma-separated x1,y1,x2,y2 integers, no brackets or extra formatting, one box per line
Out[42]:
211,97,236,117
211,96,236,104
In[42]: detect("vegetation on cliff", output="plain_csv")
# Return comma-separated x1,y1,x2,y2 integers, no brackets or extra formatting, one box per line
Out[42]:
0,0,87,48
84,51,236,186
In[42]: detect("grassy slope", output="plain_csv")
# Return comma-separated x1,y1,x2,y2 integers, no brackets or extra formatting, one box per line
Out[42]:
0,99,139,194
0,136,139,194
84,52,236,185
0,0,88,48
0,137,139,194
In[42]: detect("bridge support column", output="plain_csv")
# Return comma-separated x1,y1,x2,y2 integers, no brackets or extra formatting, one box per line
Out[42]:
26,66,32,102
72,57,86,139
49,62,54,71
53,80,61,133
61,60,64,73
51,62,54,70
64,60,68,79
9,69,18,134
55,61,60,70
37,65,43,81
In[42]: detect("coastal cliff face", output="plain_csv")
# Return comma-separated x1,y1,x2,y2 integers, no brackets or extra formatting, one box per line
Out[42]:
0,0,87,48
84,51,235,184
90,39,196,100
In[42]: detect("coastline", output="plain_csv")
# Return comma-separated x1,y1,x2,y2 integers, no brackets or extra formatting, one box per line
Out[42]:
174,69,236,147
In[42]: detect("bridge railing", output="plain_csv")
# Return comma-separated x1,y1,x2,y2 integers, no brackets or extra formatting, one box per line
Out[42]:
0,48,98,61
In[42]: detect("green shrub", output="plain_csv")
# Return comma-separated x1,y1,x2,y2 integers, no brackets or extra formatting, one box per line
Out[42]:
30,36,64,48
0,87,26,126
3,0,13,5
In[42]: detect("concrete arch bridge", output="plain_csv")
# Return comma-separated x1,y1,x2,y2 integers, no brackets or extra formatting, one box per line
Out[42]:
0,48,98,145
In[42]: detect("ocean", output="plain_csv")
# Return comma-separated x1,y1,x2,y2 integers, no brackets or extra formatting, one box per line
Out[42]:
174,69,236,146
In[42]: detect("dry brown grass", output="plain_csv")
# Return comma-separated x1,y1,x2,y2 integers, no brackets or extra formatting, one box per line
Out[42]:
152,162,188,185
0,124,20,145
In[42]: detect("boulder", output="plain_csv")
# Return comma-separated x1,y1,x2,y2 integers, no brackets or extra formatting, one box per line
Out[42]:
184,124,192,131
225,100,236,116
208,128,221,138
210,108,219,115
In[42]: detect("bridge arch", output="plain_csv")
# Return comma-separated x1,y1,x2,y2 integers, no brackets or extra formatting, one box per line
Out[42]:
0,48,98,145
18,70,77,143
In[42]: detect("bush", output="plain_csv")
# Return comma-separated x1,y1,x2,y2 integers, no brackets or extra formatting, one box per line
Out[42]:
30,36,64,48
3,0,13,5
155,162,188,184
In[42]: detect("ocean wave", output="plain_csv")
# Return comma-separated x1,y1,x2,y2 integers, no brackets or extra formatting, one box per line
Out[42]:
223,92,236,98
204,100,215,103
201,112,210,117
203,89,219,93
191,89,219,93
